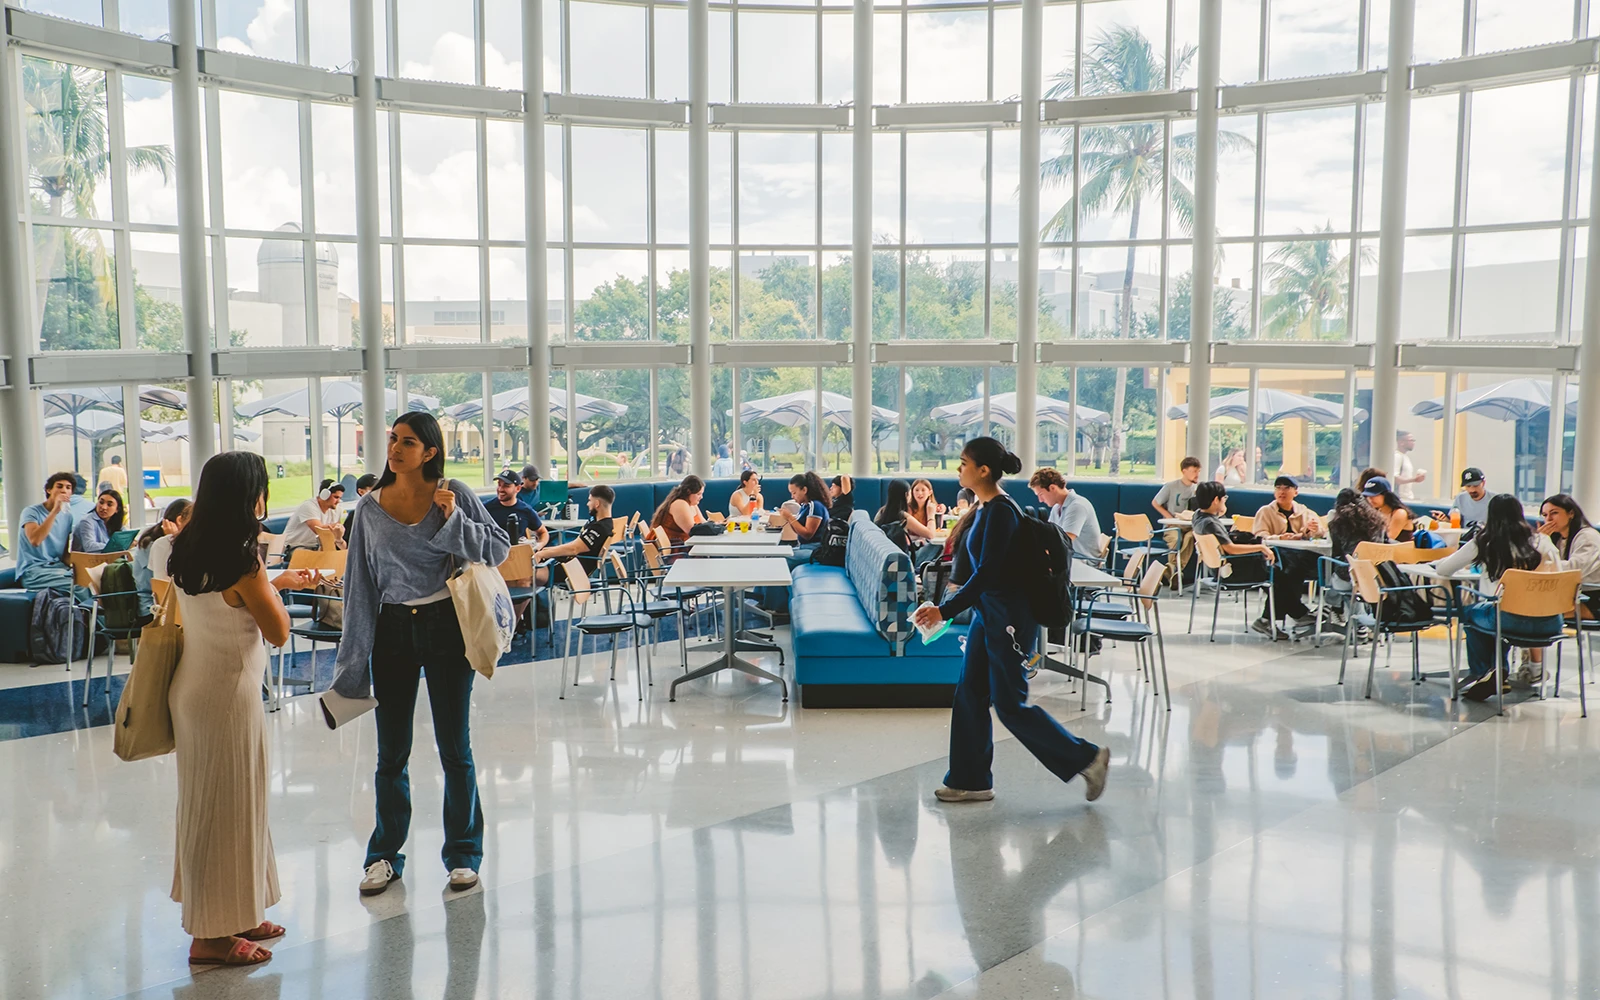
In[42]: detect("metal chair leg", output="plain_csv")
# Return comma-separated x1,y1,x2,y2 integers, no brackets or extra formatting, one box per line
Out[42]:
1365,627,1379,699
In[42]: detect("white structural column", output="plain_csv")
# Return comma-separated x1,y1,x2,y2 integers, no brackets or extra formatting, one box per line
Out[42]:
0,42,40,546
1186,0,1221,460
688,0,712,478
1573,82,1600,512
353,0,386,474
1369,0,1416,474
850,0,873,477
525,0,551,474
171,0,216,471
1014,0,1043,472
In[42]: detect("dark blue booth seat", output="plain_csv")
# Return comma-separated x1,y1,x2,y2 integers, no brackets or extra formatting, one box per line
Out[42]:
0,567,28,662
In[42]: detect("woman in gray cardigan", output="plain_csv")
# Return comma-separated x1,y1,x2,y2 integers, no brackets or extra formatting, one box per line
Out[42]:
320,411,510,898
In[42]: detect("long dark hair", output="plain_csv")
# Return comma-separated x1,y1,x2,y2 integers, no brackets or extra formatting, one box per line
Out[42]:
169,452,268,595
961,436,1022,483
96,489,126,535
791,471,830,507
877,479,912,526
138,498,192,550
1372,489,1409,520
653,474,705,527
1477,493,1543,581
1541,493,1592,559
375,411,446,489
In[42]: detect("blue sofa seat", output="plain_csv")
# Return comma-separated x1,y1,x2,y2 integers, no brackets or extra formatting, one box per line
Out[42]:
0,567,29,662
790,512,965,707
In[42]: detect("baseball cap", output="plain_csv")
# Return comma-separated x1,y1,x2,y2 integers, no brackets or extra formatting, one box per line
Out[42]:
519,463,541,484
1273,475,1297,489
1460,467,1485,486
495,469,522,486
1361,476,1392,497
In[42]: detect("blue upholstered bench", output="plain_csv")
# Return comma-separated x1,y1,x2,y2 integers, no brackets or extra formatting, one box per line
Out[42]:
0,567,30,662
790,511,967,708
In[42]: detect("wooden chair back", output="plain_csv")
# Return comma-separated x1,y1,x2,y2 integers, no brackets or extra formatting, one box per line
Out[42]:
562,559,592,606
260,531,287,564
1232,514,1255,533
1499,569,1582,618
311,523,338,551
288,547,347,578
1121,551,1145,584
1194,532,1224,570
641,540,663,571
609,518,627,543
1353,541,1406,564
1137,562,1165,606
1395,544,1458,564
708,511,725,524
1114,512,1153,543
498,544,534,584
151,577,181,626
608,549,630,580
69,551,126,588
627,511,641,534
1348,557,1382,605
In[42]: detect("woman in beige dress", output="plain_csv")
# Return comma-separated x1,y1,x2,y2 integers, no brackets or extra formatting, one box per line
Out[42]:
166,452,312,967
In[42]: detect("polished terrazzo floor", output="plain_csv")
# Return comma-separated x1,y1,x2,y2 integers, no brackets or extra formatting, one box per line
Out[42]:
3,599,1597,1000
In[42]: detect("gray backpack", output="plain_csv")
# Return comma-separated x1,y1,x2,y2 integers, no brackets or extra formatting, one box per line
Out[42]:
29,590,89,665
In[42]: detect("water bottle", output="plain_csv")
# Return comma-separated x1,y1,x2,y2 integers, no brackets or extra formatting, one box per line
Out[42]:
507,513,521,541
566,502,579,521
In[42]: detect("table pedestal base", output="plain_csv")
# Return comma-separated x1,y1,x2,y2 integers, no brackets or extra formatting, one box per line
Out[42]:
669,586,790,702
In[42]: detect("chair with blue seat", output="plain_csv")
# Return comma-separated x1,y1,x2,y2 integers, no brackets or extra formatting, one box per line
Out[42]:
1188,533,1274,641
279,548,348,708
1110,512,1168,577
558,559,653,700
1342,557,1455,702
68,552,151,707
604,547,692,676
1463,568,1585,717
497,543,541,649
1066,562,1170,710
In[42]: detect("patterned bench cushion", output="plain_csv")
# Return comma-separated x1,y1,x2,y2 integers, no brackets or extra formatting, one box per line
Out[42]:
845,511,916,648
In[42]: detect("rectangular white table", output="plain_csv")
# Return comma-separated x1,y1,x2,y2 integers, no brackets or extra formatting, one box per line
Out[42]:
1265,537,1332,553
686,529,786,546
663,557,793,702
542,518,587,532
687,544,791,558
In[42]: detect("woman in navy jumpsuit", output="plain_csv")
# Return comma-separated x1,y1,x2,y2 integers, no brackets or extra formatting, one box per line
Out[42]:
913,437,1110,803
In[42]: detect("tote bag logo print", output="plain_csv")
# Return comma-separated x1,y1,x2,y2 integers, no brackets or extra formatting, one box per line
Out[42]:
493,591,515,633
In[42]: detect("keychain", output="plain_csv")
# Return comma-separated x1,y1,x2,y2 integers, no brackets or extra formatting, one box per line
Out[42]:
1006,625,1043,678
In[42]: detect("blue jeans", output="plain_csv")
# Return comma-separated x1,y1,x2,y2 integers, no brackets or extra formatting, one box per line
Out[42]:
366,598,485,876
945,592,1100,791
1461,602,1564,679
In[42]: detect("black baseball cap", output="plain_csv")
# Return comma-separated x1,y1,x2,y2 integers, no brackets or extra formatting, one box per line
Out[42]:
519,464,541,485
1460,467,1485,486
1273,475,1298,489
495,469,522,486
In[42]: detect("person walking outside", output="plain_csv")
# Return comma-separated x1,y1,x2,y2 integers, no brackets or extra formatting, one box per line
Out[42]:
320,411,511,897
166,452,314,966
912,437,1110,804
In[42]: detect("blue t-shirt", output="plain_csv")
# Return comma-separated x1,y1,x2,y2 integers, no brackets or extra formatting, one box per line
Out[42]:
483,496,543,540
18,502,71,575
796,500,829,539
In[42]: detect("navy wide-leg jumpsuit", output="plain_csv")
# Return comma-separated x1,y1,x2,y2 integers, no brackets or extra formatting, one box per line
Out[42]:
940,497,1100,792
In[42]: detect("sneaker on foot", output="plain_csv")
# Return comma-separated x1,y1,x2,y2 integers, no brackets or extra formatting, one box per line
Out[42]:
934,786,995,803
447,868,479,891
1250,617,1276,637
1081,746,1111,802
360,860,397,896
1461,673,1506,702
1514,663,1545,685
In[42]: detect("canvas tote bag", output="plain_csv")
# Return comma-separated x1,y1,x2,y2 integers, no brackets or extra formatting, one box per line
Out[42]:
448,560,515,680
113,585,182,762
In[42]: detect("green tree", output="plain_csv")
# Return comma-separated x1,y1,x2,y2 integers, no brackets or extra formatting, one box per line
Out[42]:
1141,270,1248,342
1260,224,1370,339
1042,26,1252,474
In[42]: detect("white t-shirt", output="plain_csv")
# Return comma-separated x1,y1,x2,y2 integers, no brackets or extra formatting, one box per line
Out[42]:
1393,450,1417,500
148,533,175,583
282,498,339,549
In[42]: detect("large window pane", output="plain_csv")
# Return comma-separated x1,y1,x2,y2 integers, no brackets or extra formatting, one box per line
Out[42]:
570,2,647,98
571,370,652,481
572,250,650,340
821,133,853,245
1259,235,1356,340
488,247,528,344
485,120,525,241
1466,80,1569,227
905,250,988,340
1078,245,1162,338
740,253,815,340
309,0,352,71
905,10,989,103
131,232,189,352
1406,96,1459,230
398,113,478,240
739,13,817,103
226,235,314,347
123,75,177,226
24,58,113,221
740,367,817,473
905,132,987,245
1261,107,1356,236
1460,229,1560,340
821,12,855,104
403,245,482,344
1268,0,1360,78
1475,0,1574,52
1073,122,1166,242
34,225,120,351
739,133,817,246
909,365,987,472
215,0,296,62
483,0,522,90
396,0,475,84
218,90,302,232
311,103,357,236
570,127,648,244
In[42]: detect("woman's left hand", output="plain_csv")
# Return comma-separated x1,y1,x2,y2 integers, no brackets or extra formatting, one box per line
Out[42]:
913,604,943,629
435,487,456,520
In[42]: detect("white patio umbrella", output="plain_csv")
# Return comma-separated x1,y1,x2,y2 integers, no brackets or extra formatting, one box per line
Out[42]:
443,386,629,423
44,412,171,443
731,390,898,429
239,381,438,473
1166,388,1362,425
40,385,189,472
150,422,261,443
1411,378,1578,422
930,391,1108,429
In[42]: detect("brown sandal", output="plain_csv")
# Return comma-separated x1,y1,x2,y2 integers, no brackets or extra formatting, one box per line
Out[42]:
189,938,272,967
237,921,286,942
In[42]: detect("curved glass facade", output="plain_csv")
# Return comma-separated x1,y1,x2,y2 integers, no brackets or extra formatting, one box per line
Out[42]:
1,0,1597,539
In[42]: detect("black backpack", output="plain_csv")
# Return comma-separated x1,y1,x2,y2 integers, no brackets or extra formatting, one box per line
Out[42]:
29,589,89,665
1374,561,1435,625
98,559,143,630
996,495,1074,628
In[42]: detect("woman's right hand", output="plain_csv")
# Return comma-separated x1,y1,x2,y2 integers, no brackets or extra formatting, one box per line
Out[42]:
272,569,316,591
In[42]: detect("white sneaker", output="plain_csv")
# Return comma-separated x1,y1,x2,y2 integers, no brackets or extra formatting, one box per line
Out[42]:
1515,663,1545,685
1081,746,1111,802
934,786,995,803
448,868,480,891
359,860,397,896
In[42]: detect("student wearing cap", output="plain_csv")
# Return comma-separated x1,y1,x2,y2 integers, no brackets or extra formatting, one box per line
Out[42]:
518,464,542,505
483,469,547,547
1431,468,1491,528
1362,476,1414,541
1251,476,1326,636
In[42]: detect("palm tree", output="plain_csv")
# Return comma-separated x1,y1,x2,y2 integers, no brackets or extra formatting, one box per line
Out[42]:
1040,26,1251,474
1260,224,1372,339
23,58,174,333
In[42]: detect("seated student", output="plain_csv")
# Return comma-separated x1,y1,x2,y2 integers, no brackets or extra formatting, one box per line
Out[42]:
907,479,943,532
1362,476,1413,541
17,472,79,592
729,470,764,517
518,464,543,506
72,488,127,554
1190,482,1278,633
1027,468,1103,562
1326,488,1388,588
1431,467,1492,528
133,498,191,616
282,479,346,555
1541,493,1600,619
1436,494,1563,700
875,479,941,555
773,472,831,560
483,469,548,547
67,473,95,528
1252,476,1326,634
1153,456,1203,579
343,473,379,538
651,475,707,554
534,484,615,586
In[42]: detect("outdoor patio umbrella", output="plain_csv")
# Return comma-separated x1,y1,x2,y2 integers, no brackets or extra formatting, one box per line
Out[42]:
239,381,438,474
149,422,261,443
443,386,628,424
1166,388,1362,425
1411,378,1578,422
930,391,1108,429
40,385,189,472
731,390,898,429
